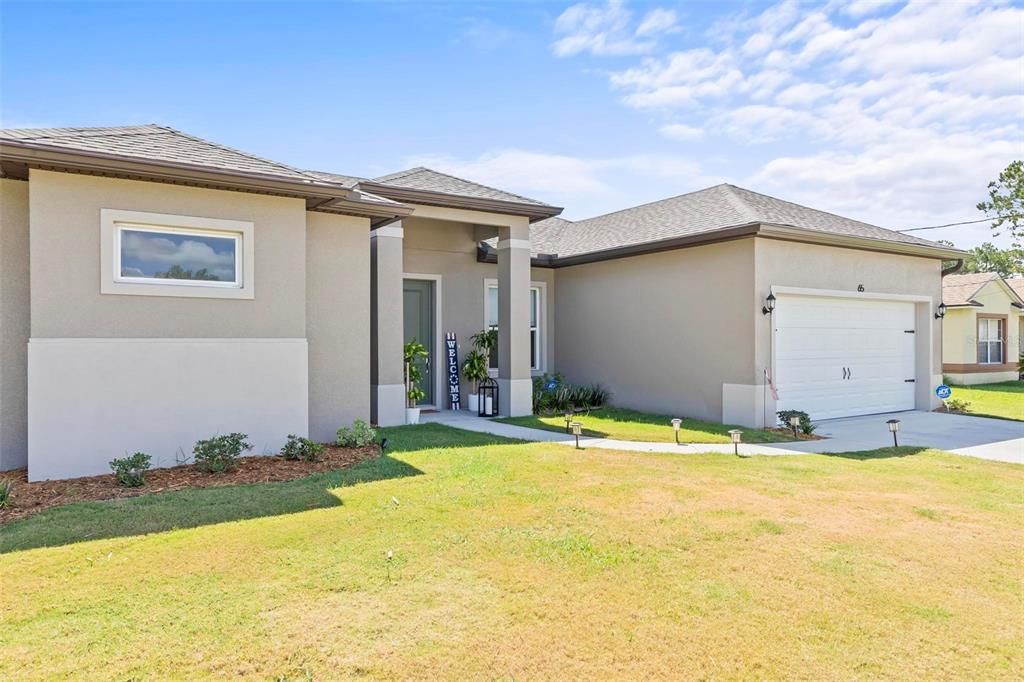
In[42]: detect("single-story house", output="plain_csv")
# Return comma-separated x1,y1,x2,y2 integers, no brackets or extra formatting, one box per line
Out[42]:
941,272,1023,385
0,124,964,480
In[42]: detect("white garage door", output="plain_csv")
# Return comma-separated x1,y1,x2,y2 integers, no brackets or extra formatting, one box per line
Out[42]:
774,295,916,421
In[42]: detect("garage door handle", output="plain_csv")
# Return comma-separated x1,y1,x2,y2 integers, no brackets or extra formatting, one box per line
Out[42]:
904,379,915,383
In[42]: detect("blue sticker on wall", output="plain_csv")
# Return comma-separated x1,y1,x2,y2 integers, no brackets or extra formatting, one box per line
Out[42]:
935,384,952,400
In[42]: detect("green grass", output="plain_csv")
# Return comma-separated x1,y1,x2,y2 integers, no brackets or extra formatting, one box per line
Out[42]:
948,381,1024,421
496,406,794,443
2,424,1022,680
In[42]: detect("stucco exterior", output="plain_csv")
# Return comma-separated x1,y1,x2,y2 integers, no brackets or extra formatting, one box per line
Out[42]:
554,239,755,423
0,178,30,470
942,279,1021,385
306,211,372,441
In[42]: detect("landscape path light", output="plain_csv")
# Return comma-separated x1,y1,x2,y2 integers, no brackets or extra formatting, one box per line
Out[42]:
571,422,583,450
789,415,801,439
886,419,900,448
564,410,574,433
671,418,682,445
728,429,743,456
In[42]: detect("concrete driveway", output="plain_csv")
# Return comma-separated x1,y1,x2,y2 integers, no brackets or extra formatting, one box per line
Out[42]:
784,411,1024,464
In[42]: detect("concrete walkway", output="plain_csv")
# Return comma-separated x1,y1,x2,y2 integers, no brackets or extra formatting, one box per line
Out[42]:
421,410,1024,465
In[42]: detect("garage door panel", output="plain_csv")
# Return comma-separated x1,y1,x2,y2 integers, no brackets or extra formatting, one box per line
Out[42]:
775,295,916,421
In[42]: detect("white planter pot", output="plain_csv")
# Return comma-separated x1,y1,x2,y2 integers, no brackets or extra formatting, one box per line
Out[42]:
406,407,421,425
467,394,479,412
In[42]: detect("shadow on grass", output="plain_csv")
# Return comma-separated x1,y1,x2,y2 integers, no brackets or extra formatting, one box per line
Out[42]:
823,446,931,460
1,424,524,555
0,455,423,554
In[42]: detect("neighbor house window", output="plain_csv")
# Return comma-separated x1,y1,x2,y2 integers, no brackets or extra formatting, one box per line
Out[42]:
484,280,543,372
101,209,255,299
977,318,1004,364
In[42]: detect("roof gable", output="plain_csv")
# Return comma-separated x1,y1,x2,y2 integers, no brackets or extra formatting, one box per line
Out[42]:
369,167,552,207
941,272,1024,307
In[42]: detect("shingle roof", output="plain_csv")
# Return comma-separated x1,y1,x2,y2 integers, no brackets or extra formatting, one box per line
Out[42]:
538,183,946,258
371,167,551,207
0,124,334,185
1008,277,1024,302
942,272,999,306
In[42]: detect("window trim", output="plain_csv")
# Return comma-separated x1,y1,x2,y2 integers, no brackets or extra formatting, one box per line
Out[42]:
977,315,1006,365
100,209,255,299
483,278,546,374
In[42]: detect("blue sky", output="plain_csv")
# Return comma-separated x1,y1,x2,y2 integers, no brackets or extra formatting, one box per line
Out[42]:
2,0,1020,247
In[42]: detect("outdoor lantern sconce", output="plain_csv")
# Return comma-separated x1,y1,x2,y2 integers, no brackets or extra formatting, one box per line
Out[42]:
728,429,743,456
478,377,499,417
571,422,583,449
934,303,946,320
762,293,776,316
671,418,682,445
788,415,801,439
886,419,901,447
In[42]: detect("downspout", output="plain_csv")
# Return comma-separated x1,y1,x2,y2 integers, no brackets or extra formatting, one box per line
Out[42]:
941,258,964,277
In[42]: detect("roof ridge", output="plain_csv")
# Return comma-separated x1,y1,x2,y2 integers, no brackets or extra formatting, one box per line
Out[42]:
725,183,892,233
719,184,761,222
373,166,550,206
571,184,734,226
1,123,164,141
153,125,325,183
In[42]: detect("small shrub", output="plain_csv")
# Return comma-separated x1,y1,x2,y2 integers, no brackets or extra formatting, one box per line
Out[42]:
193,432,252,473
532,372,610,414
281,434,324,462
336,420,378,448
777,410,816,435
0,478,13,508
109,452,151,487
945,398,971,413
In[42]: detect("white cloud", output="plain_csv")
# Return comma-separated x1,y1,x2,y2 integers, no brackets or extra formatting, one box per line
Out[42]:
402,148,709,216
554,0,1023,247
659,123,704,141
552,0,679,57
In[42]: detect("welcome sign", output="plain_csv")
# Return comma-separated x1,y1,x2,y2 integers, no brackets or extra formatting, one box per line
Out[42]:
445,332,462,410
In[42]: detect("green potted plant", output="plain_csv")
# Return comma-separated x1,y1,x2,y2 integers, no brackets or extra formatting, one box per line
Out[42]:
464,329,496,412
404,339,429,424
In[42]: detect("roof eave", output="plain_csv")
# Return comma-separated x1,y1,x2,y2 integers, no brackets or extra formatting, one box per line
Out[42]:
756,223,969,260
0,140,357,202
549,224,761,268
357,181,563,223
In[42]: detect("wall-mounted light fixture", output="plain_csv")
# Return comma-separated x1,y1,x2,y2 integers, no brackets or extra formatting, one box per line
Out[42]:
728,429,743,456
671,418,682,445
886,419,901,448
762,293,776,316
934,303,946,320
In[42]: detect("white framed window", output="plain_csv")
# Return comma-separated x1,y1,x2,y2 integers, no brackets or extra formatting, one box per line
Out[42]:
977,317,1004,364
100,209,255,299
483,278,545,373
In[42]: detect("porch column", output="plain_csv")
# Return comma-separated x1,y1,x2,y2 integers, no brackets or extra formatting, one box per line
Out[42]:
497,219,533,416
370,223,406,426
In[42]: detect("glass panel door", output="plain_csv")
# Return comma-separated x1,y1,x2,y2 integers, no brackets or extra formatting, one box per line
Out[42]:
403,279,435,406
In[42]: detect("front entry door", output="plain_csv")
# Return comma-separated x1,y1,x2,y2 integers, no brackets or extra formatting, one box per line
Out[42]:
403,279,435,406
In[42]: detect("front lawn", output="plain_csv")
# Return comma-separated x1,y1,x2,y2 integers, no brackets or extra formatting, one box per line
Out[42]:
497,406,796,443
948,380,1024,421
2,425,1022,679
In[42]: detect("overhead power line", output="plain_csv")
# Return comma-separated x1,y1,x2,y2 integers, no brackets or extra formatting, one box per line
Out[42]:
898,217,998,232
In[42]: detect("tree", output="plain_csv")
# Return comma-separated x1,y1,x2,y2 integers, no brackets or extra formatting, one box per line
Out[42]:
978,160,1024,247
938,240,1024,277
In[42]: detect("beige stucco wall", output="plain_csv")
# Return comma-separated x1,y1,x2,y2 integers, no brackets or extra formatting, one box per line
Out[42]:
554,239,756,423
941,280,1021,385
0,179,30,470
29,169,307,338
306,212,371,440
401,216,555,407
754,238,944,420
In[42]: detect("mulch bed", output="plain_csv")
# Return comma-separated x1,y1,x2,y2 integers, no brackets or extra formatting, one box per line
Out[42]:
763,427,824,441
0,444,379,525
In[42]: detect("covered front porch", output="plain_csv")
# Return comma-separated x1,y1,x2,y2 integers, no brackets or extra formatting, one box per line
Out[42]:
370,204,544,425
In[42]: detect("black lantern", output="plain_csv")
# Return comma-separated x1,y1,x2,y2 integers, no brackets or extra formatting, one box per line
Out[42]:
934,303,946,319
762,293,776,315
478,376,500,417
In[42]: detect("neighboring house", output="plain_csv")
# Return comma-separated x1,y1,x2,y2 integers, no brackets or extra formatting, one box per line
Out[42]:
941,273,1024,385
0,125,962,481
